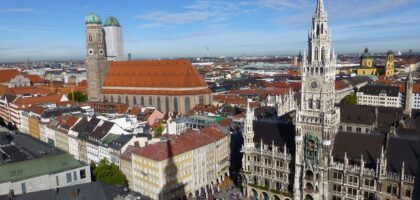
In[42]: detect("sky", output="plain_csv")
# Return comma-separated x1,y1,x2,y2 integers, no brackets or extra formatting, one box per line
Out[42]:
0,0,419,62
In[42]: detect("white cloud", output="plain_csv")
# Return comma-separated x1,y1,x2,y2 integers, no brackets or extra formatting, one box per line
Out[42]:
136,0,245,28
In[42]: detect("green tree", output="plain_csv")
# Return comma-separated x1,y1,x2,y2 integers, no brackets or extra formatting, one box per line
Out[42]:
153,123,165,137
67,91,88,102
341,93,357,105
91,159,127,186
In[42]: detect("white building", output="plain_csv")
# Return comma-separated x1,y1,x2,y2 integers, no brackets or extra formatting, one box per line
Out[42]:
0,133,91,196
357,85,401,108
103,16,124,61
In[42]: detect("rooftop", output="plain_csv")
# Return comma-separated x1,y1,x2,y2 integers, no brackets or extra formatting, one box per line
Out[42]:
132,126,227,161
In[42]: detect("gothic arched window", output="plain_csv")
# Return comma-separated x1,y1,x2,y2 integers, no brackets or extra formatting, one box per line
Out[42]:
174,97,178,112
110,96,114,103
157,97,161,111
199,96,204,105
125,96,129,105
185,97,191,113
316,100,320,109
133,96,137,105
118,96,121,103
314,47,319,61
165,97,170,113
103,95,107,102
141,96,145,106
321,47,326,62
321,23,324,34
149,96,153,105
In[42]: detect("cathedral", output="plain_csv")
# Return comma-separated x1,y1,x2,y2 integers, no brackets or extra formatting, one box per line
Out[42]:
84,13,212,114
241,0,419,200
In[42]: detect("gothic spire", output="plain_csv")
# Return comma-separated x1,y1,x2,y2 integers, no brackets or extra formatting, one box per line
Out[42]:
315,0,325,16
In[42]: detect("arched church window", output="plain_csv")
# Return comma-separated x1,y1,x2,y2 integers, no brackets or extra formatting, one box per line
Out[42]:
321,23,324,34
174,97,178,112
316,100,320,109
199,96,204,104
165,97,170,113
157,97,161,111
110,96,114,103
103,95,107,102
308,99,313,109
314,47,319,61
133,96,137,105
88,35,92,42
321,47,326,62
141,96,145,106
118,96,121,103
149,96,153,105
125,96,129,105
185,97,191,113
315,67,319,74
320,67,324,74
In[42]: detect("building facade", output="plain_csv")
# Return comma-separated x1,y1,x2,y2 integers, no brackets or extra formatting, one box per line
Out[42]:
103,16,124,61
357,85,401,108
123,126,230,200
241,1,419,200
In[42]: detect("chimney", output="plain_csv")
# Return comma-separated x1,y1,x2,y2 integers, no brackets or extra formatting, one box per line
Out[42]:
134,141,139,147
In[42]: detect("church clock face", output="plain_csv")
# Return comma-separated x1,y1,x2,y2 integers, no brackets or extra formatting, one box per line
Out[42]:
310,81,318,90
88,48,94,55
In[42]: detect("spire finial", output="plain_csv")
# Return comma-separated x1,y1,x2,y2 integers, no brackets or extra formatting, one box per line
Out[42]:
316,0,325,15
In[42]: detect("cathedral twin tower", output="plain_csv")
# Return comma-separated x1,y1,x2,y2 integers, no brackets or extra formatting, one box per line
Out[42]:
85,13,124,101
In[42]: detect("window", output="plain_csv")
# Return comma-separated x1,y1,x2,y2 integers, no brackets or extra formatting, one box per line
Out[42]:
56,176,59,186
339,126,343,131
346,126,352,132
356,127,362,133
73,171,78,181
332,184,341,192
173,97,178,112
348,175,358,185
80,169,86,179
333,172,342,180
332,196,341,200
363,192,375,200
406,188,411,197
364,179,374,187
21,183,26,194
347,188,357,196
66,172,72,183
185,97,191,113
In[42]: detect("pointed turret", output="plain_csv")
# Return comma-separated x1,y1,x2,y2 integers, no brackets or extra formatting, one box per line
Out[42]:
315,0,326,16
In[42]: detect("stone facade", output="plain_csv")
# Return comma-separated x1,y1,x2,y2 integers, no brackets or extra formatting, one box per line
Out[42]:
240,1,419,200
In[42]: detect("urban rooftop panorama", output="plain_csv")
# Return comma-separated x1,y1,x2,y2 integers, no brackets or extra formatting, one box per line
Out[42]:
1,0,420,200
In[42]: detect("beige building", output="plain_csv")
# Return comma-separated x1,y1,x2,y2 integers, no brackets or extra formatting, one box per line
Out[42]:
121,126,230,200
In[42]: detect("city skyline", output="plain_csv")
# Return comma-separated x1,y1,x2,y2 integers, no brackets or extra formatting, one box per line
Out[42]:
1,0,420,62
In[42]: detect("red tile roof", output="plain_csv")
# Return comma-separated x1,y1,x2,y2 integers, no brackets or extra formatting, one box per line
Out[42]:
335,80,351,90
102,60,210,96
0,69,21,83
12,94,67,108
25,75,44,83
133,126,226,161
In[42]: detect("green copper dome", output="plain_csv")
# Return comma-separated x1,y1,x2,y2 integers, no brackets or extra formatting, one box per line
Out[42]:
85,13,102,25
387,50,394,56
361,47,372,59
104,16,121,27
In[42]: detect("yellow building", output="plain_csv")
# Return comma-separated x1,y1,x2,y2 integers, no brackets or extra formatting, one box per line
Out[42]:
28,115,41,139
357,47,377,76
385,50,395,77
123,126,230,200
